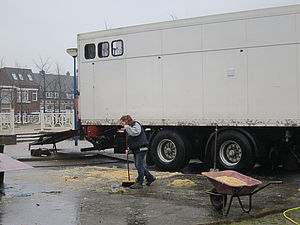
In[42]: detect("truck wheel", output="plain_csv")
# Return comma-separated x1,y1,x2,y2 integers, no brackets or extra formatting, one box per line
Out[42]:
211,130,254,172
150,130,190,171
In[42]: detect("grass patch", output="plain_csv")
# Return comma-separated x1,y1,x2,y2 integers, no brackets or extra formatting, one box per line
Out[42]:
229,209,300,225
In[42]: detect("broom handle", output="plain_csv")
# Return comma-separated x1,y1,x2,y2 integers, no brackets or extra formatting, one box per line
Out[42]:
126,132,131,181
127,152,131,181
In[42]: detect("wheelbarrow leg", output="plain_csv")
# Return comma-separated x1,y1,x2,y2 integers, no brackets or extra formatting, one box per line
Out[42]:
223,195,234,216
53,143,57,153
237,195,252,213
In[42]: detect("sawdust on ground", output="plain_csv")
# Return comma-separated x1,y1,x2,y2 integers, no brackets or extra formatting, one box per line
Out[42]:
46,166,181,192
168,179,197,188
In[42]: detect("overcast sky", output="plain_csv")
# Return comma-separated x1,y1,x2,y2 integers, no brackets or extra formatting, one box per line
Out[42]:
1,0,300,74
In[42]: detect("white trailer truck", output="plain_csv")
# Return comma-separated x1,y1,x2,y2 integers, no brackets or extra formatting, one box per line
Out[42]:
76,4,300,172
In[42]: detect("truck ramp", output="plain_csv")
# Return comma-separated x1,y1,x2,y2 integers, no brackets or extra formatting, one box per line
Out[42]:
28,130,79,153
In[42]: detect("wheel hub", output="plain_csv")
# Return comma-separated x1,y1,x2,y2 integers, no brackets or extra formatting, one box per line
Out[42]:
219,141,242,166
157,139,177,163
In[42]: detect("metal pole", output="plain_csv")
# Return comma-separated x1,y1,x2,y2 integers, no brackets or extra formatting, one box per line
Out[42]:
0,144,4,186
43,70,46,113
214,125,218,170
73,56,78,146
40,110,44,131
10,109,14,132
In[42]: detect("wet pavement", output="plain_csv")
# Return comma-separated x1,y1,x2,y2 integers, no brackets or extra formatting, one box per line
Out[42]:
0,140,299,225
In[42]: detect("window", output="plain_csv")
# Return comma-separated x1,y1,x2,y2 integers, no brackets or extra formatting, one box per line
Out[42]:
1,90,11,104
46,105,53,112
98,42,109,58
54,92,59,98
27,74,33,81
17,90,28,102
112,40,124,56
84,43,96,59
32,91,37,101
18,74,24,80
66,93,73,99
1,109,10,113
46,92,54,98
11,73,18,80
17,91,21,102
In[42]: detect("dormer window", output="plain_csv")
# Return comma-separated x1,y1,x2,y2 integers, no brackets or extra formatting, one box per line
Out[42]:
11,73,18,80
27,74,33,81
18,74,24,80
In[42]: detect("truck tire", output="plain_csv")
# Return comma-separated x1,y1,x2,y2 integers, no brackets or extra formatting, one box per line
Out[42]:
150,130,190,171
211,130,254,172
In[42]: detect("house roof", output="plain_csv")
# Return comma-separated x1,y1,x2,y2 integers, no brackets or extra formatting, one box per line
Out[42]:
0,67,74,94
32,72,74,93
0,67,39,88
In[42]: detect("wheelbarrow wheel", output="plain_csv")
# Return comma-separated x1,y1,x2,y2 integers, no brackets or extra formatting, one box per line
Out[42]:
210,188,227,211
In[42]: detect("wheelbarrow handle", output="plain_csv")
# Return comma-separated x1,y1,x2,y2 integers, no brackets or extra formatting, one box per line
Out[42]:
251,180,283,195
269,181,283,184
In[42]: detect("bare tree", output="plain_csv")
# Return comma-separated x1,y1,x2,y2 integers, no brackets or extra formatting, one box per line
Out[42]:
33,56,51,113
33,56,51,73
54,62,64,113
14,61,21,68
14,67,28,124
104,20,112,30
0,87,13,113
0,57,4,68
169,14,178,20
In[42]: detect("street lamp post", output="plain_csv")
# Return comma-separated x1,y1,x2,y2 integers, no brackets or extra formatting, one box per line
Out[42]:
39,70,46,113
66,48,78,146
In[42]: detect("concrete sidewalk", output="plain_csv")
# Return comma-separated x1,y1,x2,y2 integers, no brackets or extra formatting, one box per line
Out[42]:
2,139,133,164
3,140,91,159
1,124,69,135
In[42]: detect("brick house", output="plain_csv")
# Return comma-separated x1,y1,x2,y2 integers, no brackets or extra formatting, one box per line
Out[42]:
32,71,74,113
0,67,40,115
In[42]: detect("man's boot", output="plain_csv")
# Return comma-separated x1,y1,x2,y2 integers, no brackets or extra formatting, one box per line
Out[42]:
130,182,143,189
146,176,156,186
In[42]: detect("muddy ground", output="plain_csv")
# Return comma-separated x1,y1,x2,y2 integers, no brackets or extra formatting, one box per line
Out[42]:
0,156,299,225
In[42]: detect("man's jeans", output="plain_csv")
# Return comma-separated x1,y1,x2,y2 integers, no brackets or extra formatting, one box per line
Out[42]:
134,151,153,184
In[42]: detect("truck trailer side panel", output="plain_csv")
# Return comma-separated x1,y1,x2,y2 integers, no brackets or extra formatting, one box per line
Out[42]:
78,5,300,126
248,45,298,119
94,59,126,119
126,57,163,119
77,5,300,172
162,53,204,120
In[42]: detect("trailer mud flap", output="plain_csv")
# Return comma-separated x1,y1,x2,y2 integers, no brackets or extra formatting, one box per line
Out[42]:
114,131,126,154
282,147,300,170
